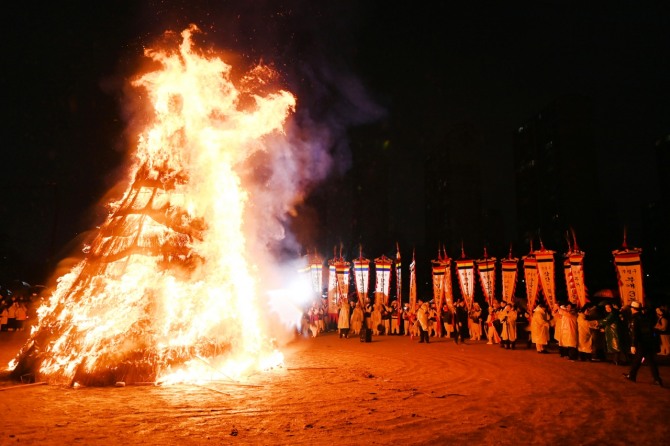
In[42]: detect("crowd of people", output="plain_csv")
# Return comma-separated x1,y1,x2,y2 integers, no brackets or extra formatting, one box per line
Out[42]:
0,295,30,333
299,295,669,386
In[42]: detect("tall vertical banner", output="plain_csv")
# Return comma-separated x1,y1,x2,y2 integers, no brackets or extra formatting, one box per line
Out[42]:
501,256,518,304
431,258,446,337
613,247,644,307
395,245,402,319
456,257,475,310
298,255,310,276
564,257,579,306
309,254,323,295
443,257,454,307
534,248,557,309
352,256,369,305
327,262,338,314
523,254,539,311
409,253,417,312
334,259,351,306
476,254,497,307
431,260,447,308
568,251,587,309
375,255,393,305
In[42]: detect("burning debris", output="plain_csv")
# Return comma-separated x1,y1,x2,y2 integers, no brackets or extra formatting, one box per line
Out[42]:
8,25,299,386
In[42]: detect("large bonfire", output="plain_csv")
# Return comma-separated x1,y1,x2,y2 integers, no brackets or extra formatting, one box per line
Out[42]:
9,25,305,386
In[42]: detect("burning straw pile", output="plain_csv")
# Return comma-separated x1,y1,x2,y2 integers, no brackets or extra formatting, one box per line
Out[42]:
7,26,299,386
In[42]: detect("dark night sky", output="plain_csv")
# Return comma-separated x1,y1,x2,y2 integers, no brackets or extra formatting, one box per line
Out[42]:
1,1,668,286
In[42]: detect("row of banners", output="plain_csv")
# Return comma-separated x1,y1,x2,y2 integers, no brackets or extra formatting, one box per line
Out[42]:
301,242,645,315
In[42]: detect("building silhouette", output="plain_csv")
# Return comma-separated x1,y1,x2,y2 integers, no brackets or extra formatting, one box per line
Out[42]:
513,95,612,292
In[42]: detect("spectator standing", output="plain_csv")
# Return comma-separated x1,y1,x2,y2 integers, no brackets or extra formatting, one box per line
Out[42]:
598,303,624,365
15,300,28,331
623,301,663,387
0,304,8,332
654,307,669,356
7,298,18,331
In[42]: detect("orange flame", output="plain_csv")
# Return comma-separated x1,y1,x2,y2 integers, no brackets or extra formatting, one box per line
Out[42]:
10,25,300,386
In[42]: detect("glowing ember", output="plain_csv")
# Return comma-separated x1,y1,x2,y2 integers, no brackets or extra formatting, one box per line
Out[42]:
9,25,300,386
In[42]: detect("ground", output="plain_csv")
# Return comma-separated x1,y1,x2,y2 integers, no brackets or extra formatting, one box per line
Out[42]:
0,328,668,445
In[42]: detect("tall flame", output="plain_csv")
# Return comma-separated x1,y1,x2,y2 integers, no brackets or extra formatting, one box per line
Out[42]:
9,25,299,386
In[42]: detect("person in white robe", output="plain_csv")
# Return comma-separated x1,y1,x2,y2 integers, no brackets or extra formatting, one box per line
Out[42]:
577,307,597,361
371,303,383,335
499,303,518,349
350,303,364,336
338,300,351,338
559,303,579,360
531,303,550,353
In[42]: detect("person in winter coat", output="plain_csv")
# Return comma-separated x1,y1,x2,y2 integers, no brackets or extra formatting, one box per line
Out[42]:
598,303,624,365
623,301,663,386
531,303,550,353
454,300,469,344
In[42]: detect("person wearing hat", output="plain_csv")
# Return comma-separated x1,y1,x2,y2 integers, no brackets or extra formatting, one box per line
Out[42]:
623,301,663,386
654,307,669,356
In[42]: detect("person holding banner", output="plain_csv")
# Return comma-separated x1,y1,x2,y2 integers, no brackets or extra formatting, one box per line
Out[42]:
417,301,431,343
454,300,469,344
350,303,364,336
390,300,402,335
531,303,550,353
469,302,483,341
337,299,351,338
371,302,383,335
486,305,501,345
499,303,518,349
442,303,454,339
382,302,392,335
558,303,578,360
